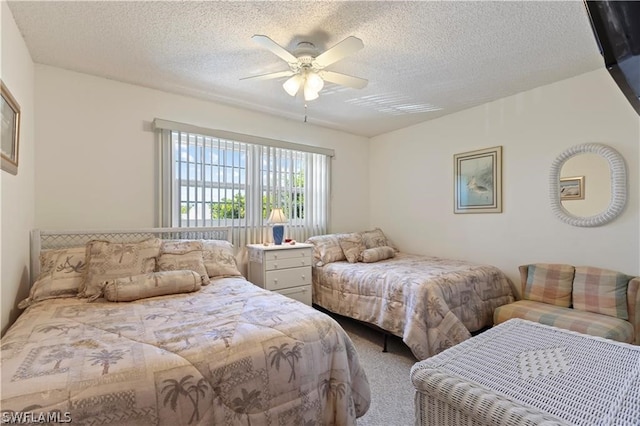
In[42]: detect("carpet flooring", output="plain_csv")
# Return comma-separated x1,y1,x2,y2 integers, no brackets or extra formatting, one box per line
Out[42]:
330,314,418,426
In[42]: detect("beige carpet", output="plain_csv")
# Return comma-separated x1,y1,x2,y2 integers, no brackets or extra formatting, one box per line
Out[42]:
331,314,418,426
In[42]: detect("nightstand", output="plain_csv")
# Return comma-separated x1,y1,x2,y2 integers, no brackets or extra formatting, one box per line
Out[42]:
247,243,314,305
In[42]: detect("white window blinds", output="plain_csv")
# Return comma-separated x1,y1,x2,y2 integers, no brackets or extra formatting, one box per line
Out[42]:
155,119,332,246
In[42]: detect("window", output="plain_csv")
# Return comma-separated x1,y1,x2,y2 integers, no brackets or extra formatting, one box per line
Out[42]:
155,120,332,245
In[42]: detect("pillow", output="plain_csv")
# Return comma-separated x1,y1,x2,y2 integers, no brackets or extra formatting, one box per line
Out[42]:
103,270,202,302
157,250,210,285
572,266,631,320
39,246,86,275
18,247,87,308
360,228,398,251
201,240,242,278
80,238,162,298
361,246,396,263
523,263,574,307
160,239,204,254
305,234,347,266
338,233,365,263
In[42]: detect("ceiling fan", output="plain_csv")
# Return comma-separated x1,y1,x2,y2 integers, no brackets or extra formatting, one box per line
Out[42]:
241,35,368,101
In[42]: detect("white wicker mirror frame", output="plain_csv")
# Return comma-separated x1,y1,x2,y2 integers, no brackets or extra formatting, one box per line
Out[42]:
549,143,627,227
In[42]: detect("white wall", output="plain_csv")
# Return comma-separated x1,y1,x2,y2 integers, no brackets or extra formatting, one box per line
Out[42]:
369,69,640,289
1,2,35,335
34,65,370,233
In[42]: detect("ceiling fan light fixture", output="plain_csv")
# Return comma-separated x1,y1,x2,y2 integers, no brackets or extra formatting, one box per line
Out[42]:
283,74,303,96
305,72,324,93
303,85,320,101
245,34,367,104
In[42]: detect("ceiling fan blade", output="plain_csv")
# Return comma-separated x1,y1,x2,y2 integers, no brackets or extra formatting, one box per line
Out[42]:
240,70,294,81
251,35,298,64
313,36,364,68
321,71,368,89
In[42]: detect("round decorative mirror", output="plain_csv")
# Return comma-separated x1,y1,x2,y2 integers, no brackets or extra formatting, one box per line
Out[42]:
549,143,627,227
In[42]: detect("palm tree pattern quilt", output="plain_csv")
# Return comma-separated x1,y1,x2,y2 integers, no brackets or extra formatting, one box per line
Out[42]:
1,277,370,425
313,253,515,360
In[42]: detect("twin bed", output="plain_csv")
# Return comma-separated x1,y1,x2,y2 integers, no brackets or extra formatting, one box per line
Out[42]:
307,229,516,360
0,228,370,425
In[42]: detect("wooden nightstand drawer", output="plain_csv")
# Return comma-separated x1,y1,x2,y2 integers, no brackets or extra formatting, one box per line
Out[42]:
264,247,311,261
277,285,312,306
265,268,311,291
266,256,310,271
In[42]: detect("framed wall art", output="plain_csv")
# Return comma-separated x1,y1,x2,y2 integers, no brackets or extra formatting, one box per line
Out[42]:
454,146,502,213
560,176,585,200
1,80,21,175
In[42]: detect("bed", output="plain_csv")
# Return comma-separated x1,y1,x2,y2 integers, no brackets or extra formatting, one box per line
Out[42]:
1,227,370,425
307,229,515,360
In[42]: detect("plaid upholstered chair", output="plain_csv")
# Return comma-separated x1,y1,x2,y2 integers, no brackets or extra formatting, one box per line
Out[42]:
494,264,639,345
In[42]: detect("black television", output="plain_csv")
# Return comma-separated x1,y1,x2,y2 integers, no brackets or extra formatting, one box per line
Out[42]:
584,1,640,115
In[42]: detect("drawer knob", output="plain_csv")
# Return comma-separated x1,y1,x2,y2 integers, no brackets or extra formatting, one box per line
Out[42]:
301,275,306,280
273,263,278,269
273,278,278,283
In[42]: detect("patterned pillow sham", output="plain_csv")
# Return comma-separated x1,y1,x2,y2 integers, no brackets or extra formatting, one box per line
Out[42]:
157,250,210,285
338,233,365,263
360,228,398,252
103,270,202,302
160,239,204,254
39,246,86,275
201,240,242,279
572,266,631,320
306,234,347,266
18,246,87,308
361,246,396,263
523,263,574,307
80,238,162,298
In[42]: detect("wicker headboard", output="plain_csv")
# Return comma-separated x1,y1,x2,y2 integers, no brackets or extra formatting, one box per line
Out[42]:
30,227,231,285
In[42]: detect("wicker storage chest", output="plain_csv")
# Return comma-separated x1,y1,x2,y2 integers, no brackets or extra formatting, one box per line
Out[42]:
411,319,640,426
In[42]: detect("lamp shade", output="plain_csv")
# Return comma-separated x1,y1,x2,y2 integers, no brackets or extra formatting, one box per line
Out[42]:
306,72,324,92
283,75,303,97
303,86,320,101
283,71,325,101
267,208,288,224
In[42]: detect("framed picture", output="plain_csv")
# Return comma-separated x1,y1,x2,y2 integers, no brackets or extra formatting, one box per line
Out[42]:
560,176,585,200
1,80,21,175
454,146,502,213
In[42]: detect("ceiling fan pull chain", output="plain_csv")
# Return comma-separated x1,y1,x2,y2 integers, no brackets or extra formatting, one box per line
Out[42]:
304,103,308,123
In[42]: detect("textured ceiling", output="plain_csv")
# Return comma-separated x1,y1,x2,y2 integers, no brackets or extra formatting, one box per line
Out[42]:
8,1,604,137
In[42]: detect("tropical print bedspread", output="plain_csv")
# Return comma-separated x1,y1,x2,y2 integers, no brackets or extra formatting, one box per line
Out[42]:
313,253,515,360
1,278,370,425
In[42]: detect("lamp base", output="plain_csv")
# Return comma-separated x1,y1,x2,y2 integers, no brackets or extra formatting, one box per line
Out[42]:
272,225,284,245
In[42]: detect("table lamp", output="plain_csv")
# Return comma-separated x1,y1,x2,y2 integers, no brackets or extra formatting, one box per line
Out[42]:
267,208,288,245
